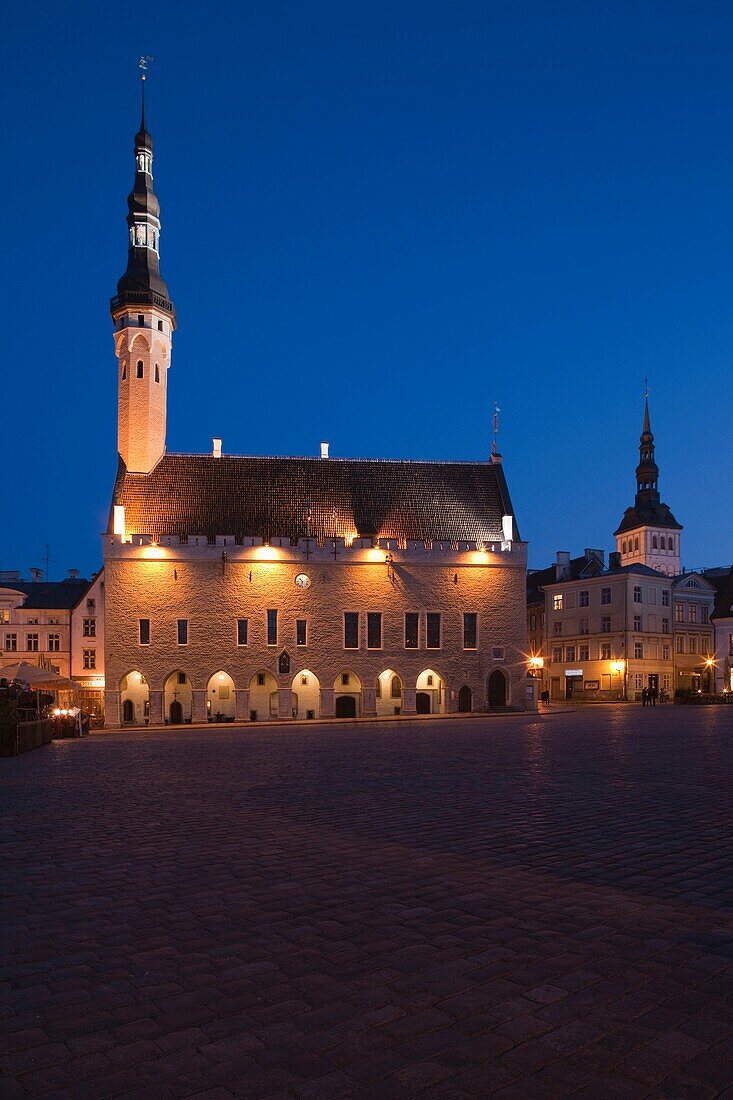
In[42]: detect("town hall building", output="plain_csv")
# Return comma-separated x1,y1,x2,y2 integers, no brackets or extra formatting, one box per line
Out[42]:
103,84,529,726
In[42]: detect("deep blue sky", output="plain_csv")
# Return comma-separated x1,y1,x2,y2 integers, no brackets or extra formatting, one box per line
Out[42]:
4,1,732,579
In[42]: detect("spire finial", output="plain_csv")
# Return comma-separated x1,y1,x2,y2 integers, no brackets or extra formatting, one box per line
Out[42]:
138,56,153,129
491,400,501,456
642,379,651,436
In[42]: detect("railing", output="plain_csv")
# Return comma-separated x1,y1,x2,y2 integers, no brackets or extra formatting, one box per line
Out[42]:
0,719,53,757
110,291,174,313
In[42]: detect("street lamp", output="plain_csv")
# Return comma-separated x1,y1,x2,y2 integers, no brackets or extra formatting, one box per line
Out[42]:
704,657,715,693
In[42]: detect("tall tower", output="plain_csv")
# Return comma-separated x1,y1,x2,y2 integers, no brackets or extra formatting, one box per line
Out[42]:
110,74,176,474
614,395,682,576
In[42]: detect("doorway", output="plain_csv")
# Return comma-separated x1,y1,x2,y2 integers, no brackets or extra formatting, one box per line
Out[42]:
487,669,507,707
458,685,472,712
335,695,356,718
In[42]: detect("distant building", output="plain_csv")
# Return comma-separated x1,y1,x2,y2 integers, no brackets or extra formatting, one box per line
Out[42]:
670,573,715,693
102,84,530,726
0,572,93,683
69,569,106,722
708,566,733,692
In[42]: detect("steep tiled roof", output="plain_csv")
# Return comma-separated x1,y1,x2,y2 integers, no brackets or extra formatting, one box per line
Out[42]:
111,454,518,544
527,554,604,600
614,500,682,536
0,579,92,610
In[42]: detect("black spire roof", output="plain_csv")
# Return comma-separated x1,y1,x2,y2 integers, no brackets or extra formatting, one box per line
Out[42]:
614,397,681,535
111,77,175,322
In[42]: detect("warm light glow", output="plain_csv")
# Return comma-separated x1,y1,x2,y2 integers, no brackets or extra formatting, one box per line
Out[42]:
253,545,282,561
612,661,624,673
142,545,166,559
53,707,61,716
113,505,126,537
528,656,544,670
218,672,225,680
366,548,385,562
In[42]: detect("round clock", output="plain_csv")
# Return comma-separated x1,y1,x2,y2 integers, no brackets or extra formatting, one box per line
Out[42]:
294,573,311,590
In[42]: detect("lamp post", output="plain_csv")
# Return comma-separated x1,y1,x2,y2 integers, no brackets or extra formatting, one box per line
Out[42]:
612,660,625,701
705,657,715,694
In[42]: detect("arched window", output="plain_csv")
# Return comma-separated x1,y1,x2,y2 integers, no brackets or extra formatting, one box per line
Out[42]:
154,364,160,383
652,535,658,549
634,537,639,552
622,540,627,554
121,363,126,380
668,536,674,551
136,360,143,379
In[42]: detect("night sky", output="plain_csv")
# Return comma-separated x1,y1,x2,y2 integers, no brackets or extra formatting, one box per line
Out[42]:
4,1,732,579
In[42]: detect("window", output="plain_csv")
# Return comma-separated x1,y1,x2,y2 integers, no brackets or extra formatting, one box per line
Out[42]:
529,614,536,630
155,364,160,383
48,634,60,652
237,618,248,646
668,537,674,551
27,633,39,652
579,590,589,607
136,360,144,379
634,642,643,659
663,674,671,691
4,633,17,652
601,643,612,660
266,609,278,646
426,613,441,649
565,645,576,662
463,613,477,650
579,617,589,635
492,647,505,661
83,649,96,670
137,314,144,326
622,540,627,554
689,605,697,624
177,619,188,645
139,618,150,645
257,673,265,686
601,587,611,605
341,673,350,686
652,535,658,549
634,537,639,552
121,363,127,380
296,619,307,647
633,615,642,631
404,612,419,649
633,586,642,604
552,646,562,663
579,644,589,661
553,594,563,611
87,598,95,611
601,616,611,633
689,636,697,654
367,612,382,649
553,621,563,636
158,319,164,331
676,636,684,654
344,612,359,649
663,644,671,661
662,590,670,607
675,603,684,622
635,673,644,690
83,617,96,637
390,676,401,698
702,607,709,624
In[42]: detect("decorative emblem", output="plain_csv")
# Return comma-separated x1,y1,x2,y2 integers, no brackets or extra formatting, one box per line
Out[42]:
278,650,291,675
294,573,311,590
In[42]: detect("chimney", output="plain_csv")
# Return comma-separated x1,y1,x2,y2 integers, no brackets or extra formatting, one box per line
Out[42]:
320,442,329,459
212,438,222,459
67,568,79,580
502,515,514,543
29,567,43,582
555,551,571,581
609,551,621,569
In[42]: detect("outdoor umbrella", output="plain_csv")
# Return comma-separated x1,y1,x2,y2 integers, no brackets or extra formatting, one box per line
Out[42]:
0,662,74,690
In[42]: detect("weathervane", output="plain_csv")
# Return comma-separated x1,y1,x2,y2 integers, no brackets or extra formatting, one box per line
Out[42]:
491,400,501,456
139,55,154,80
644,376,650,400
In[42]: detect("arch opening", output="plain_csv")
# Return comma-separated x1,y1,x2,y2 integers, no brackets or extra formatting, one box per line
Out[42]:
164,671,192,724
207,671,236,722
119,671,149,725
416,669,444,714
334,670,362,718
248,670,278,721
376,669,402,717
487,668,508,708
291,670,320,720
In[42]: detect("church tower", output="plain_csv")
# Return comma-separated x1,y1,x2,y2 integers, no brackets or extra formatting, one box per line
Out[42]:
613,395,682,576
110,74,176,474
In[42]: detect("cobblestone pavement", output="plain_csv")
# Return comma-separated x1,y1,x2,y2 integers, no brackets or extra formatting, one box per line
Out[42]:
2,706,733,1098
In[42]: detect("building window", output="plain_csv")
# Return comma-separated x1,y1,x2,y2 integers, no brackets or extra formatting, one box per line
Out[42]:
87,598,95,610
662,590,670,606
155,364,160,383
492,647,505,661
552,646,562,663
158,319,164,331
675,603,684,622
4,633,17,652
177,619,188,645
136,360,144,379
579,590,589,607
663,644,671,661
296,619,307,647
27,633,39,652
341,673,350,686
702,607,709,624
601,587,611,605
138,618,150,645
634,537,639,551
83,618,96,637
565,645,576,662
663,674,671,691
635,673,644,690
622,540,627,553
266,609,278,646
553,621,563,636
689,605,697,624
634,642,643,659
404,612,419,649
529,614,536,630
137,314,144,326
601,643,612,659
662,618,669,634
390,676,401,699
83,649,96,670
463,613,477,650
553,594,563,611
633,614,642,631
48,634,60,652
237,618,248,646
367,612,382,649
257,673,265,686
579,644,589,661
579,617,589,635
652,535,658,549
676,635,684,654
689,636,697,654
601,616,611,633
121,364,127,380
344,612,359,649
426,613,441,649
633,585,642,604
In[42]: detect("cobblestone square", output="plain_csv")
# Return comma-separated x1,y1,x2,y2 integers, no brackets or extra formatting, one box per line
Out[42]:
2,706,733,1097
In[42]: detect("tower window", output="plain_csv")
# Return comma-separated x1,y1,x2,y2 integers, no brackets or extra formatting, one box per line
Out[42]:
121,363,126,380
136,361,143,379
158,320,164,332
137,315,144,326
652,535,658,549
634,537,639,552
155,364,160,383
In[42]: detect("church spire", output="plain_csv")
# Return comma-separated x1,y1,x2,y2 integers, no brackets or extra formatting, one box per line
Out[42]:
635,390,659,507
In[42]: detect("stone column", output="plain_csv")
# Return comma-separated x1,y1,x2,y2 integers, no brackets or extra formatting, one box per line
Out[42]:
192,689,207,724
235,689,250,722
403,688,416,714
104,690,119,728
278,688,293,719
148,689,163,726
321,688,335,717
361,687,376,716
